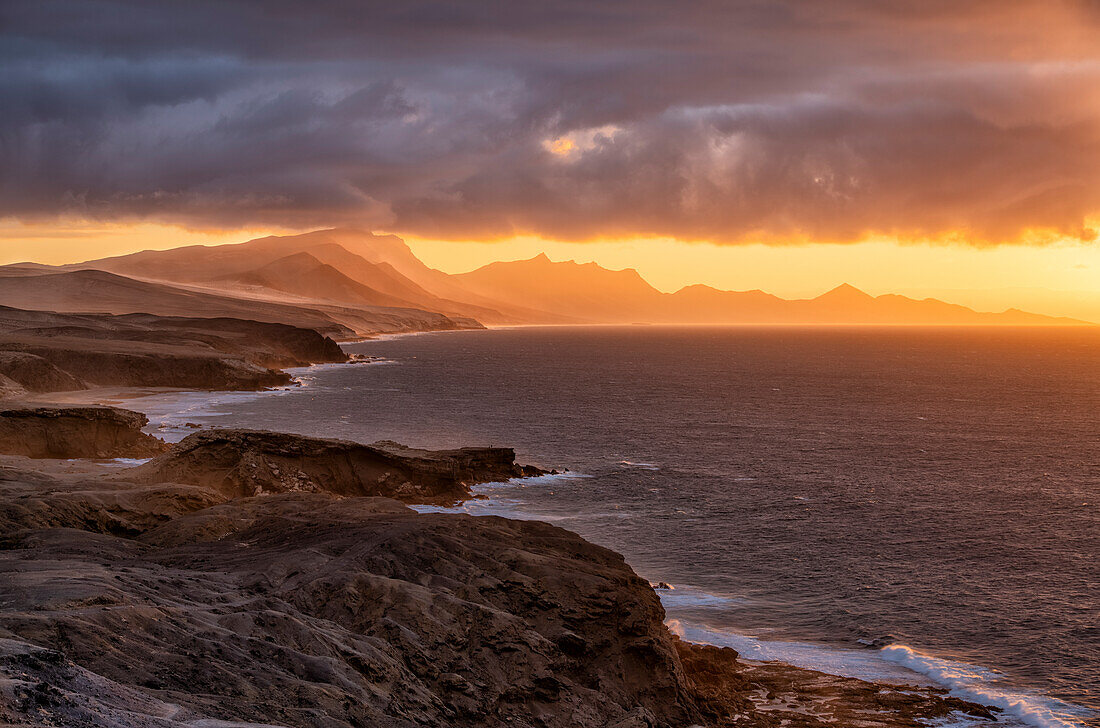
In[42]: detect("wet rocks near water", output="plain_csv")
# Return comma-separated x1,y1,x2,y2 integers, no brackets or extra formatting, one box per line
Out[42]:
675,640,1001,727
347,353,387,363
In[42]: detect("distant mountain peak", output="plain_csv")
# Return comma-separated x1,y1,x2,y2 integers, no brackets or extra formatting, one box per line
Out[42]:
817,283,874,301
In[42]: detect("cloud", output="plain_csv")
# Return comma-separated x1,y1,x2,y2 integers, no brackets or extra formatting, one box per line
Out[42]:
1,0,1099,244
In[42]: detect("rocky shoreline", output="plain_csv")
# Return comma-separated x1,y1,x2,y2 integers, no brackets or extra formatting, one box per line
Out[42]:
0,406,1000,727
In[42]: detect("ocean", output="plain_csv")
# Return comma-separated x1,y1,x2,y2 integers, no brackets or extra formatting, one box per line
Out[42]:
136,326,1099,728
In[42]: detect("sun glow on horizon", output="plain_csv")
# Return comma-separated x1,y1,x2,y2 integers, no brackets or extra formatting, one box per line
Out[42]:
2,218,1099,322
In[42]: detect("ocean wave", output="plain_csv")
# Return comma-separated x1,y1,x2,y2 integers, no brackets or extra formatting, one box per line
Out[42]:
408,472,592,521
880,644,1091,728
617,460,660,470
665,620,929,685
666,622,1091,727
656,585,744,610
496,472,593,485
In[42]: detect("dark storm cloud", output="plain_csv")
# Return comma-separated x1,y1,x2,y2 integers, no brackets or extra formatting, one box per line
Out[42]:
2,0,1099,243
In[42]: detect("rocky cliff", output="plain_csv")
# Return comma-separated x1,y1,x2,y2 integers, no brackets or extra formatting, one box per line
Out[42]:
125,428,544,503
0,406,168,459
0,306,348,395
0,429,999,728
0,468,702,728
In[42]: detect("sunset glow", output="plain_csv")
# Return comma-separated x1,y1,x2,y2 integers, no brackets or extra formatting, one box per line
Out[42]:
2,5,1099,726
4,220,1100,321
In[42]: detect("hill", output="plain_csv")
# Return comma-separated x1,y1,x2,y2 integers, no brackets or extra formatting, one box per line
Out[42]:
72,229,561,325
0,267,479,338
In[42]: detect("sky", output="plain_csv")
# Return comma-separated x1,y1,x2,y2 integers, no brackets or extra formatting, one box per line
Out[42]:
2,1,1099,312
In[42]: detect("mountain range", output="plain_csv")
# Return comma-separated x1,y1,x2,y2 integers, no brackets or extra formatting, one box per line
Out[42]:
0,228,1087,336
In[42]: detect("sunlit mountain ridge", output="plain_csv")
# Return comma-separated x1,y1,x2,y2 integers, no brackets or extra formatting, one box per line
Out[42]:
0,228,1088,333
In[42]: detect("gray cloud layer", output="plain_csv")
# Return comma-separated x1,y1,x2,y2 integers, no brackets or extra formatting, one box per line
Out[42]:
2,0,1099,243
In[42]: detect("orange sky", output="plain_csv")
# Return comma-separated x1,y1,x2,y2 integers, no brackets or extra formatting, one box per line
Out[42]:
4,220,1099,321
4,2,1099,320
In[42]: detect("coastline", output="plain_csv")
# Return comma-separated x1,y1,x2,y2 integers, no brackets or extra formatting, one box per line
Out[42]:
35,334,1087,728
5,330,1092,728
412,478,1090,728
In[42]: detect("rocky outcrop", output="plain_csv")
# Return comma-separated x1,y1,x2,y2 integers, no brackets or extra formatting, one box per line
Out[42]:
0,305,347,395
0,406,169,459
674,639,1000,727
113,314,349,370
0,474,702,728
124,428,544,503
4,342,294,392
0,435,1000,728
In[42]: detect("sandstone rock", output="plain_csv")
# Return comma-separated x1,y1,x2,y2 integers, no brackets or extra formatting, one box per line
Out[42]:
0,465,225,538
0,406,169,459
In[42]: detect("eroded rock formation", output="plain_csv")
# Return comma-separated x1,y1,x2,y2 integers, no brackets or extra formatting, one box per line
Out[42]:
0,406,168,459
125,428,543,503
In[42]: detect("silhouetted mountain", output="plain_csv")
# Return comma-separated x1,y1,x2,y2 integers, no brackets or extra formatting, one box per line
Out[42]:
454,254,1087,325
455,253,666,322
73,229,562,325
61,229,1089,326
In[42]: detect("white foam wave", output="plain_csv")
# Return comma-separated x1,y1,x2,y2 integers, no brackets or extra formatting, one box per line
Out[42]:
665,620,1091,728
656,585,744,610
408,472,591,521
666,620,929,685
494,472,593,486
100,457,153,467
880,644,1091,728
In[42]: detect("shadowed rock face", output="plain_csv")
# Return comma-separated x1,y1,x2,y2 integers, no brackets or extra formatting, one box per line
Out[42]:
0,472,225,538
0,490,702,728
124,428,544,503
0,407,168,460
0,352,85,394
